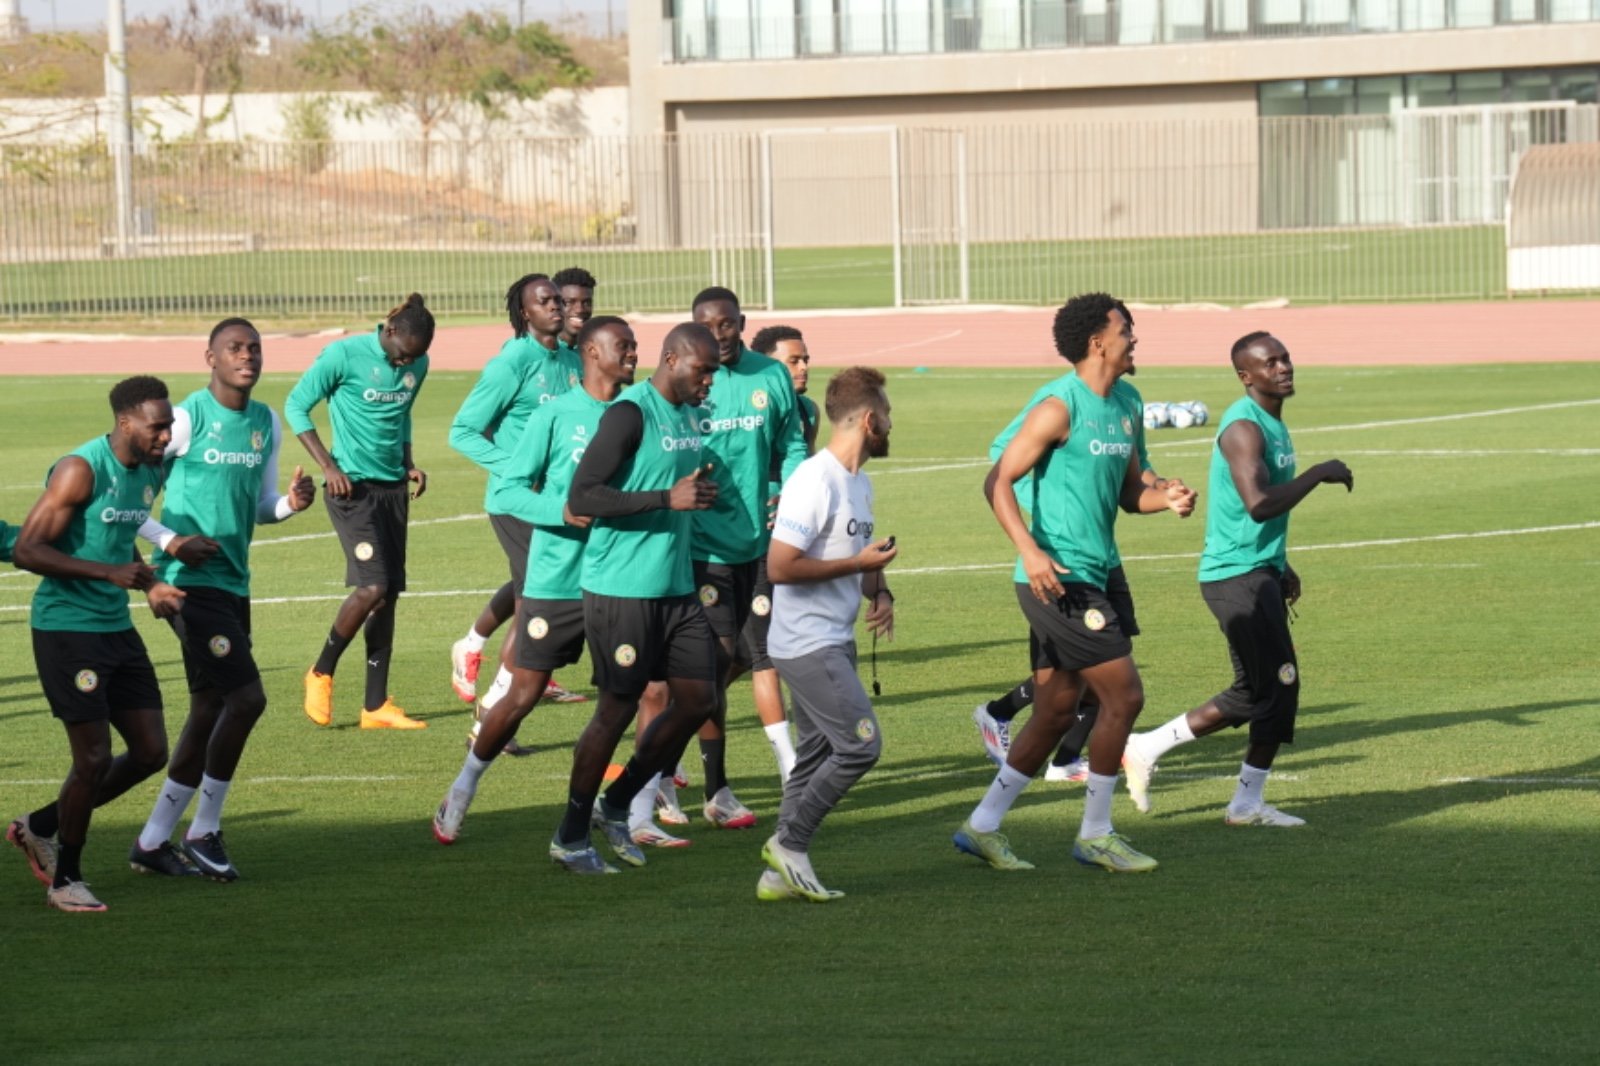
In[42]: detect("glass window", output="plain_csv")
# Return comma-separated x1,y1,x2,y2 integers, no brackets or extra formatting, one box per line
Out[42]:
1258,0,1304,28
840,0,887,53
1260,80,1308,117
1307,77,1355,115
1211,0,1250,33
1554,69,1598,104
1117,0,1159,43
1357,76,1403,114
1408,73,1454,107
1549,0,1596,21
1506,71,1553,102
1354,0,1398,31
1455,70,1504,105
1452,0,1494,26
800,0,836,55
891,0,933,52
1306,0,1353,23
1402,0,1447,30
1164,0,1207,40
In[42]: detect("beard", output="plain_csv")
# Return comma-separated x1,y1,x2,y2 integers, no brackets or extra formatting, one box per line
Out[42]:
866,429,890,458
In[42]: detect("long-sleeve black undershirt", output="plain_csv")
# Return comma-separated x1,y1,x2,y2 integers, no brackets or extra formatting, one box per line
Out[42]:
567,399,674,517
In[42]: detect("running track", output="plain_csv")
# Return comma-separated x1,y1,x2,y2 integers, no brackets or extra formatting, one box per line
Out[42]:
1,300,1594,375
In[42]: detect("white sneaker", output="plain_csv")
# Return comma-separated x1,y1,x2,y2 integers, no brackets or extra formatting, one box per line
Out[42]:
630,822,691,848
432,787,474,844
1225,804,1306,827
1122,740,1156,813
450,638,483,703
1044,757,1090,783
756,869,801,902
973,704,1010,765
703,787,757,830
655,780,689,825
760,834,842,901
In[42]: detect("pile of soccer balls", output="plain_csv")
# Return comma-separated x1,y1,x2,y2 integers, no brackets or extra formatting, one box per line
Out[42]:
1143,401,1209,430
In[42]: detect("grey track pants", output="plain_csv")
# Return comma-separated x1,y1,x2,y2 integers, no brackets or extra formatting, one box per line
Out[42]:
770,642,882,851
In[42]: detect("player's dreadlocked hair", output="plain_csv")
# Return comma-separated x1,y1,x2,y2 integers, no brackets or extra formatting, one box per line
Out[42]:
386,293,435,348
1052,293,1131,365
109,375,169,415
208,317,257,346
751,325,803,355
1230,330,1273,369
575,315,630,354
552,266,597,291
691,286,740,313
504,274,551,339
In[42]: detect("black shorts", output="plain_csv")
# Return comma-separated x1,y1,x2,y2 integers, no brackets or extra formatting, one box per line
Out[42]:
1016,582,1133,674
583,591,718,699
490,513,534,591
1201,568,1299,745
168,585,259,694
326,479,408,592
1105,564,1140,639
736,555,775,672
694,559,758,642
515,597,586,673
32,627,163,724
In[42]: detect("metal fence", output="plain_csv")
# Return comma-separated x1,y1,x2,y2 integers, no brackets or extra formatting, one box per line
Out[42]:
2,105,1597,322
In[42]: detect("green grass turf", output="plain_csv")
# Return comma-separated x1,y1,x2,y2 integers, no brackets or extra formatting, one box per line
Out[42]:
0,361,1597,1062
2,224,1560,328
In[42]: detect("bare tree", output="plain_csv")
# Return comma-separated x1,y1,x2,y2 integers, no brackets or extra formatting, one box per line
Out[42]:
149,0,304,140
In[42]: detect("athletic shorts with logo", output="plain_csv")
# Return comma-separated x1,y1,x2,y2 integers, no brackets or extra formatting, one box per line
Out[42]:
169,585,259,694
694,559,757,642
1016,582,1132,672
490,513,535,591
1200,567,1299,745
32,627,163,724
1104,564,1140,638
515,597,586,673
582,591,718,699
735,555,776,672
326,478,408,592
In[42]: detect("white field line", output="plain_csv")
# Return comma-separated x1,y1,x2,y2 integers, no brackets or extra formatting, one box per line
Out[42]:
253,510,486,548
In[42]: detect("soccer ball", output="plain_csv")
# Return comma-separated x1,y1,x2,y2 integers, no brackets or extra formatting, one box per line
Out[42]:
1168,403,1197,429
1185,401,1209,426
1142,403,1170,430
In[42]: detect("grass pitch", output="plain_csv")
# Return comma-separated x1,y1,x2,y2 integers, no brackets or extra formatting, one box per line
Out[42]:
0,360,1596,1063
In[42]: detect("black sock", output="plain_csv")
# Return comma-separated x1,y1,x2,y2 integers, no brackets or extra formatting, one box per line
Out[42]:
363,603,396,711
603,757,656,814
699,738,727,800
986,680,1034,723
54,842,83,888
556,789,596,847
27,804,60,839
313,627,352,677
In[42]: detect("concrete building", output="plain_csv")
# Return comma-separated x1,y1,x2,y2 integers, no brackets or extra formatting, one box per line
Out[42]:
0,0,28,42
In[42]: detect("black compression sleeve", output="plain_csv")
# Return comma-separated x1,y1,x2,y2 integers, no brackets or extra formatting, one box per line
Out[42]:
567,400,672,517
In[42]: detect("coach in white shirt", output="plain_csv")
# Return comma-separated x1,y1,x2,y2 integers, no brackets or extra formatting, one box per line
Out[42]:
757,367,897,903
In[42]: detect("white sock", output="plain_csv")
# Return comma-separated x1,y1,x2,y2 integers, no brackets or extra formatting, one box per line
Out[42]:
1228,763,1271,815
629,773,662,832
461,628,488,653
187,775,231,839
137,778,197,851
452,752,491,797
1079,772,1118,840
763,721,797,783
968,763,1030,833
1136,713,1196,763
481,667,513,711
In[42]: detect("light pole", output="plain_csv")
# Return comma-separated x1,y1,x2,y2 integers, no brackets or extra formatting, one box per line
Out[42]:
106,0,136,257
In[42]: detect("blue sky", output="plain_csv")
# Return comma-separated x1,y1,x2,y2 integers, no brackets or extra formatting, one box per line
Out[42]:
19,1,622,33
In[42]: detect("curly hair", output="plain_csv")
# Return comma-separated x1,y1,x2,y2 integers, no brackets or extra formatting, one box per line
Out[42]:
750,325,803,355
1052,293,1132,364
109,375,169,415
552,266,598,291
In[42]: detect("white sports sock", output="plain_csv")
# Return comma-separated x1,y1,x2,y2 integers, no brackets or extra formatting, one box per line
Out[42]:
629,773,662,832
1228,763,1271,815
968,763,1030,833
481,667,513,711
1137,713,1196,763
452,752,492,797
187,775,231,839
1079,772,1118,840
763,721,797,783
461,628,488,653
137,778,197,852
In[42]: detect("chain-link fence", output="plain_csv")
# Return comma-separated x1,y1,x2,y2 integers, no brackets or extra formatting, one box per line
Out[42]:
2,104,1596,322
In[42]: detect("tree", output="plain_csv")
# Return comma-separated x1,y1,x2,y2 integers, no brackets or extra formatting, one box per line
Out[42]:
297,6,591,163
149,0,305,140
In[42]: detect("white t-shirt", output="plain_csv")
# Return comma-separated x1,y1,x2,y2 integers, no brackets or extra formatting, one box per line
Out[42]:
768,449,876,659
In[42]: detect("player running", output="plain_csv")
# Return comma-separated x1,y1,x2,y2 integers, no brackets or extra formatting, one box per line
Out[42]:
433,316,637,845
1121,332,1352,824
757,367,897,903
7,376,184,912
447,274,582,740
129,319,315,882
288,295,432,729
953,293,1194,874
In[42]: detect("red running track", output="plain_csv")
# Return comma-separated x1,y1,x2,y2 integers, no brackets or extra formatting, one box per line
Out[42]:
1,300,1594,375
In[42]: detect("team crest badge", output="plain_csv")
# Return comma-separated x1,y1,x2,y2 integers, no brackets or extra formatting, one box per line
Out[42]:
142,485,155,506
1083,608,1107,632
751,595,771,617
402,372,417,390
1121,416,1133,436
855,717,877,742
1278,663,1298,685
354,542,374,561
568,373,579,387
251,430,265,452
528,617,549,640
699,585,719,607
751,389,768,410
208,635,232,658
74,670,99,693
614,644,637,667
